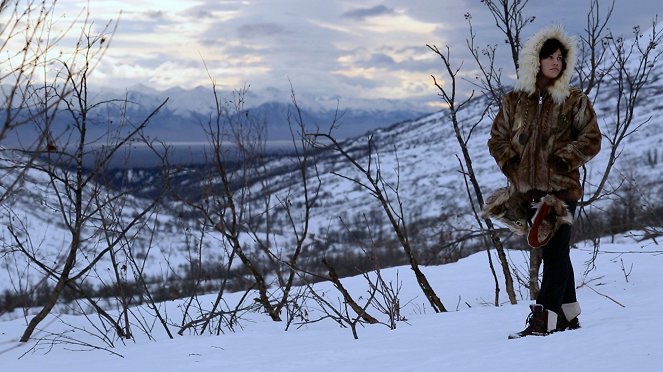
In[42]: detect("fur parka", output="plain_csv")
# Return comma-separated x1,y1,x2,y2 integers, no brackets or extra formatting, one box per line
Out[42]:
487,25,602,202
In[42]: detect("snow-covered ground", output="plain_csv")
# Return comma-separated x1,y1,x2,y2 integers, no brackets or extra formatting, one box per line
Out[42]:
1,232,661,371
1,21,662,372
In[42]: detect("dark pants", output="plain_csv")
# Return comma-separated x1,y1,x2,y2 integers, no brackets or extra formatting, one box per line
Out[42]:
529,202,578,313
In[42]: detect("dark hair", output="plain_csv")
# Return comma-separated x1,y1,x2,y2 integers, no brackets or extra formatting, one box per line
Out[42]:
539,38,568,71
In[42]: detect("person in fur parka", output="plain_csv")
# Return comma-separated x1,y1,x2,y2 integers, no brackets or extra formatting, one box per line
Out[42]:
486,25,602,338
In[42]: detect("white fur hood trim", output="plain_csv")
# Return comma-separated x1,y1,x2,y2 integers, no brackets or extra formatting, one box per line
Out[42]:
514,25,577,104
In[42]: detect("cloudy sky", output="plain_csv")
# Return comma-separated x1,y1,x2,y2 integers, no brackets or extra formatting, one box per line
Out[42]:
56,0,660,110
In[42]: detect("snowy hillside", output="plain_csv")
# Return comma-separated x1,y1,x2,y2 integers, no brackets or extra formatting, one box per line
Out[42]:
1,41,662,297
248,66,663,258
0,234,661,370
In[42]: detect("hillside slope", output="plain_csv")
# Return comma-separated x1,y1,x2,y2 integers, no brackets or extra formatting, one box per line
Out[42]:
1,29,662,300
0,234,661,370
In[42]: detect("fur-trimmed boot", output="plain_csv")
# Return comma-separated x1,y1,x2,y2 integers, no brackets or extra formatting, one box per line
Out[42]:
482,186,529,235
555,302,581,331
508,304,558,339
527,194,573,248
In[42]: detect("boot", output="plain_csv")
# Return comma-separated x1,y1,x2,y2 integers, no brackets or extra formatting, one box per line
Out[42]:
555,302,581,332
508,304,557,339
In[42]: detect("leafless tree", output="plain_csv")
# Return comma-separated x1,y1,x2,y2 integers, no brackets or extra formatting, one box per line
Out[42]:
5,19,169,341
574,0,615,97
469,1,535,110
474,0,539,300
580,18,662,206
303,259,379,340
90,137,174,340
481,0,535,71
309,132,448,313
169,82,280,327
321,258,379,325
573,3,662,274
362,268,408,330
266,86,323,318
173,78,324,332
0,0,80,204
456,156,503,306
428,43,518,305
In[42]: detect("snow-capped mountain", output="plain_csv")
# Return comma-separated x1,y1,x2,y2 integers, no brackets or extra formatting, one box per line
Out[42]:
97,84,432,142
1,84,432,164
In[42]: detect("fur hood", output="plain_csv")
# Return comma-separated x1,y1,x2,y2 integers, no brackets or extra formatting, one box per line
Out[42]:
514,25,577,104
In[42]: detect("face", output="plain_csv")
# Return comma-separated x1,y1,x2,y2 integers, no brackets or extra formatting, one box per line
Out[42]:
540,49,564,80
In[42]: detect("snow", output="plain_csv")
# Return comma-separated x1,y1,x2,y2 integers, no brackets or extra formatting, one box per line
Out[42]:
1,233,661,371
2,20,662,372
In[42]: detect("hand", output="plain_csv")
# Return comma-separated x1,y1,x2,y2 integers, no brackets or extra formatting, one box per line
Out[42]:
504,155,520,170
550,155,570,173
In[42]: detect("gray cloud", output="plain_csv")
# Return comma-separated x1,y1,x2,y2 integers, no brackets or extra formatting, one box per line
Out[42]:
110,17,175,34
182,1,243,18
342,46,438,73
97,9,181,38
144,10,168,20
334,74,381,89
236,23,286,39
83,0,663,111
342,5,395,21
368,53,396,67
189,10,216,19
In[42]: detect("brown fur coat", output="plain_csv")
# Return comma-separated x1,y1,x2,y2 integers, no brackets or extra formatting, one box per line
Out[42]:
487,26,602,202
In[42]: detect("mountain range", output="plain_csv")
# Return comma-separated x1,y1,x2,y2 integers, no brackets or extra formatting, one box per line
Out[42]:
3,84,431,161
